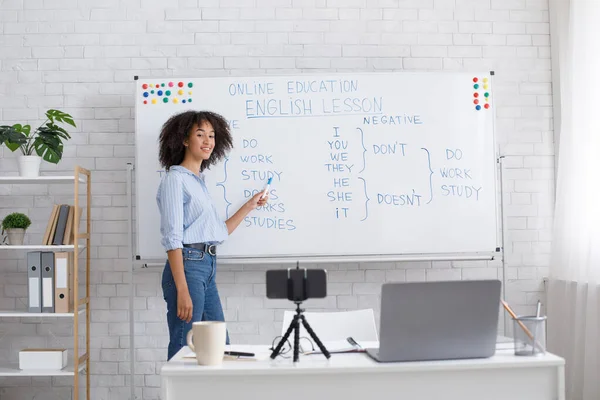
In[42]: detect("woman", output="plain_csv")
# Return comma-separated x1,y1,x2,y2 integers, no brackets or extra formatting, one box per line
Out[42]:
156,110,268,360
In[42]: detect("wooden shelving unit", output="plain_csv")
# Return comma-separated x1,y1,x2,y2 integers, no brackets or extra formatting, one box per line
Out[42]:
0,165,91,400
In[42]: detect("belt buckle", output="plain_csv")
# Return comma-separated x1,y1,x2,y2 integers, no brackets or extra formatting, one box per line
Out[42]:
207,245,216,256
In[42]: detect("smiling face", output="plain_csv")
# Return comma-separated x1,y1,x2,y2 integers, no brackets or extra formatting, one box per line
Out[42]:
184,120,215,162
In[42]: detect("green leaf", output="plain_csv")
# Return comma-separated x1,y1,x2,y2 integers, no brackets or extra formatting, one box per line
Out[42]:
5,141,21,152
46,109,76,127
0,125,27,152
33,134,63,164
45,123,71,140
22,125,31,137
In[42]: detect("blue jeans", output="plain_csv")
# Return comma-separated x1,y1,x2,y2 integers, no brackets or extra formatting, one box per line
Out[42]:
162,247,229,361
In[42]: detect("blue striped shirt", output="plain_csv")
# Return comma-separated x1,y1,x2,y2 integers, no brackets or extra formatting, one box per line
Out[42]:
156,165,229,252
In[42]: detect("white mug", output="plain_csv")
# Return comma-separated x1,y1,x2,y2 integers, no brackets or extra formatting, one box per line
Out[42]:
186,321,226,366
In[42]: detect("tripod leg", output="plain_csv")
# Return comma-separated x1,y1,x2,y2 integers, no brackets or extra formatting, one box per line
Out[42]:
293,316,300,362
300,315,331,359
270,314,299,359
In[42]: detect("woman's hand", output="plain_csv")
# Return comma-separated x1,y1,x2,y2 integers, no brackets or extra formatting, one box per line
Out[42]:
244,190,269,211
177,288,193,323
225,190,270,234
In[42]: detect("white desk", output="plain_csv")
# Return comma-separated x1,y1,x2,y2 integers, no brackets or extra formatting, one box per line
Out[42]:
161,342,565,400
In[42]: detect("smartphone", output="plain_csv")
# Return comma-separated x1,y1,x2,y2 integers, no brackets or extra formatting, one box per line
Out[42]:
266,269,327,301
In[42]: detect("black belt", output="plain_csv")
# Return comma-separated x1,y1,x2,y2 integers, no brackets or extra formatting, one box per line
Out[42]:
183,243,217,256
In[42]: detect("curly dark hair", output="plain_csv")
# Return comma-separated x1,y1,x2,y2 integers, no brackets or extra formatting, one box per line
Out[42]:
158,110,233,172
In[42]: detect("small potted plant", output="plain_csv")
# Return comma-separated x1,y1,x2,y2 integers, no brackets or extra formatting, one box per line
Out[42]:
0,109,76,177
1,212,32,245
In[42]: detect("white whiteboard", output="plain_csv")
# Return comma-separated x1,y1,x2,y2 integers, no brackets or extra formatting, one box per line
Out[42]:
134,72,499,262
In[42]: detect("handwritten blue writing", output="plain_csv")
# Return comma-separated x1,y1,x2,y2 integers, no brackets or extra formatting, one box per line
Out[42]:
377,191,422,207
363,115,422,125
324,163,354,173
335,208,350,218
322,97,383,114
333,178,350,187
257,202,286,213
246,98,312,118
421,147,434,205
241,170,282,181
327,139,348,150
446,149,463,160
242,138,258,148
441,185,481,200
244,189,279,201
440,168,472,179
325,127,353,219
240,154,273,164
287,79,358,94
327,191,352,202
244,216,296,231
330,152,348,161
229,82,274,96
373,142,406,156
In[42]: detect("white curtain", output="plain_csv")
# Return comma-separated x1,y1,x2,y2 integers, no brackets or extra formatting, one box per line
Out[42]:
548,1,600,399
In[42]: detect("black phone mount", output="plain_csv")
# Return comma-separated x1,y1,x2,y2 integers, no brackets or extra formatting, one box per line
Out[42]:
270,262,330,362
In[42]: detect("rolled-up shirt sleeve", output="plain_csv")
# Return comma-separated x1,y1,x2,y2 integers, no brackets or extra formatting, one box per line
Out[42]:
157,173,184,252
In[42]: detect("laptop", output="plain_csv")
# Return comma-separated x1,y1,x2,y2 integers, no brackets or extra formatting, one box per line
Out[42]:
366,279,501,363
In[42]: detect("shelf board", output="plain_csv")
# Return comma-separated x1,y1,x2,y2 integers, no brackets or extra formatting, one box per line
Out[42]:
0,175,85,184
0,245,84,251
0,308,85,318
0,362,85,377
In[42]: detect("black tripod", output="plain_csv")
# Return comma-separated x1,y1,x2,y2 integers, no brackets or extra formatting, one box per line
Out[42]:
270,302,331,362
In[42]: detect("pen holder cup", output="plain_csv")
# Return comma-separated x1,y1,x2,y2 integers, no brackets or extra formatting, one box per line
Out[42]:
512,315,546,356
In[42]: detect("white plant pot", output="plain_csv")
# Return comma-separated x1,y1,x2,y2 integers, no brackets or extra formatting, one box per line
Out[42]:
6,228,25,245
18,155,42,177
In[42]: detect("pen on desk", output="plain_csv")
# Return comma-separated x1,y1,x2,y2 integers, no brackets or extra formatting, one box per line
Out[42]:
346,337,362,349
260,177,272,199
225,351,255,357
536,300,541,317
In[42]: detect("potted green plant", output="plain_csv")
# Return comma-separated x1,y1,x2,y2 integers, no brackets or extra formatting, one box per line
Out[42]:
0,109,76,177
1,212,32,245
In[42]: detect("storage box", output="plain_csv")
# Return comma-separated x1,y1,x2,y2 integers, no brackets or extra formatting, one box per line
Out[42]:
19,349,68,370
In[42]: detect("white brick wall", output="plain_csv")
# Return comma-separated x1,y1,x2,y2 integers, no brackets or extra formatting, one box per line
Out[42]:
0,0,553,399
